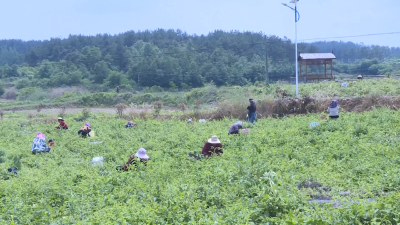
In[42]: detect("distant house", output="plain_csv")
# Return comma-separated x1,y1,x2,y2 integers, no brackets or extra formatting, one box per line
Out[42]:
298,53,336,82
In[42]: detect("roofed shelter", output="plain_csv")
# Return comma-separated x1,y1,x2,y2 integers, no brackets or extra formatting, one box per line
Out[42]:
298,53,336,82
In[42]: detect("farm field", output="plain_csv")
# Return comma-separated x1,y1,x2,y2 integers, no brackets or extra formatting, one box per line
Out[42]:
1,110,400,224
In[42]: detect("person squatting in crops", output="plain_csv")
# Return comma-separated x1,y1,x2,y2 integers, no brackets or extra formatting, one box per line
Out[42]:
228,121,243,135
327,100,339,119
116,148,149,171
56,117,68,130
202,135,223,157
78,123,91,137
247,98,257,123
125,121,136,128
31,132,54,154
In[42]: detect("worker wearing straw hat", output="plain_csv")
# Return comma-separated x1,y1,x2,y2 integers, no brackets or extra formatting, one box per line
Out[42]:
117,148,149,171
56,117,68,130
202,135,223,157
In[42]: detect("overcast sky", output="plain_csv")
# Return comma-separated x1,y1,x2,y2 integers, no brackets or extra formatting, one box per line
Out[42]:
0,0,399,47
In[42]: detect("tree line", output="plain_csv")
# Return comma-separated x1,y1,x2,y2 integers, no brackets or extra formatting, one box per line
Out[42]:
0,29,399,90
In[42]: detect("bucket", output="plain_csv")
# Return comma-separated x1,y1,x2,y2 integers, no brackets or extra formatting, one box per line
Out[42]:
89,130,95,137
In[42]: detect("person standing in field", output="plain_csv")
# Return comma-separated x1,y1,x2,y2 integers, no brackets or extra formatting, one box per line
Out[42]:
202,135,223,157
327,100,339,119
247,98,257,123
228,121,243,135
116,86,120,93
78,123,91,137
56,117,68,130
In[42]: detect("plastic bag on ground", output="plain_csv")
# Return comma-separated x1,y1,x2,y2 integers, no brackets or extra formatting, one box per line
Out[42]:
92,156,103,165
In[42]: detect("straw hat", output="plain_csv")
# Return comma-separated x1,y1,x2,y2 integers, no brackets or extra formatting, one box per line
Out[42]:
135,148,149,160
208,135,221,144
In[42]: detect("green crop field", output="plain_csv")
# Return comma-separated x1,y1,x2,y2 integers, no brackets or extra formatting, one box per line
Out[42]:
1,110,400,224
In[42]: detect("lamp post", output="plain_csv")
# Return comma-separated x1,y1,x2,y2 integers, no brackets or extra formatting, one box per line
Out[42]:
282,0,300,97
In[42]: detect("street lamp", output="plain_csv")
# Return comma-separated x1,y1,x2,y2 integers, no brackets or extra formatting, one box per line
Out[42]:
282,0,300,97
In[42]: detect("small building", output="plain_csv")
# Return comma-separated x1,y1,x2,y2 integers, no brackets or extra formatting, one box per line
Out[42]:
298,53,336,82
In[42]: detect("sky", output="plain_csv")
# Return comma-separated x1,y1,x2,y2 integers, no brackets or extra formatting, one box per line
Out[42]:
0,0,399,47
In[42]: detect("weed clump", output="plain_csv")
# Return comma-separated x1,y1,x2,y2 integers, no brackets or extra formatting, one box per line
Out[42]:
116,103,128,118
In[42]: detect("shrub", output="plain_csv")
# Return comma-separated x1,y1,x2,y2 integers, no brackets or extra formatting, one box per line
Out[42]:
27,113,35,119
185,83,217,104
82,108,91,119
149,86,164,93
3,90,17,100
178,103,186,112
58,105,67,118
161,94,178,107
194,100,201,110
0,82,5,97
15,79,31,90
153,101,163,115
36,104,45,112
116,103,128,118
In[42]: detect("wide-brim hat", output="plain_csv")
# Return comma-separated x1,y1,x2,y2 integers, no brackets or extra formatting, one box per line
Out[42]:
208,135,221,144
135,148,149,159
58,117,64,121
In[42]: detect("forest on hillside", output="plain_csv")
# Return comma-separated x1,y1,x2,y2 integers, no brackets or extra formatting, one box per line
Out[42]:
0,29,399,91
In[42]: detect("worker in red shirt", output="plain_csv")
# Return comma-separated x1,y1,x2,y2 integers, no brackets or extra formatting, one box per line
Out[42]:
202,135,223,157
56,117,68,130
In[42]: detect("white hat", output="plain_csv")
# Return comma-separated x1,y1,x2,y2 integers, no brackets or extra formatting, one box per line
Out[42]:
58,117,63,120
188,118,192,122
208,135,221,144
135,148,149,160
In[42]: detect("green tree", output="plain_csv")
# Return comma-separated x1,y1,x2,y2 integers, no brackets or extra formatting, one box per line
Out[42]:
0,82,5,96
105,71,128,87
92,61,110,83
81,46,102,70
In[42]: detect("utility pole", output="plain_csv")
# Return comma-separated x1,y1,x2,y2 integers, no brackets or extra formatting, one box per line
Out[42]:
264,35,269,83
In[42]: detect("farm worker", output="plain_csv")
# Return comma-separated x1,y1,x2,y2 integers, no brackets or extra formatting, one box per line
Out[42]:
187,118,193,124
357,75,363,80
228,121,243,135
125,121,136,128
202,135,223,157
78,123,91,137
327,100,339,119
247,98,257,123
116,86,120,93
56,117,68,130
117,148,149,171
31,132,53,154
7,167,18,174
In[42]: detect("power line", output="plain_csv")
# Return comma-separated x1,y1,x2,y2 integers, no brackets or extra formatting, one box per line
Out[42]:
300,31,400,42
